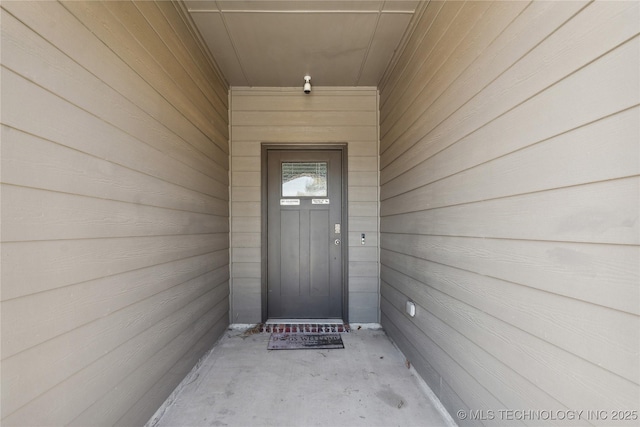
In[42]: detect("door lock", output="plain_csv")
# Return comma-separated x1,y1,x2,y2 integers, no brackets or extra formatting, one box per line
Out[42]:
334,239,341,245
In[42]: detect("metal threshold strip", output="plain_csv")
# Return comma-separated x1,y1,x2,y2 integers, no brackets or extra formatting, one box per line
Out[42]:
265,318,344,324
253,320,350,334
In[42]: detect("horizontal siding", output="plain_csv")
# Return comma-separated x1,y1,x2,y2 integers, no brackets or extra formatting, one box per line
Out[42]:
3,129,227,215
3,185,228,241
381,106,639,202
381,0,635,177
381,250,638,386
381,235,638,316
381,177,637,244
61,0,228,153
4,276,229,422
1,1,229,426
379,1,640,426
81,307,228,427
2,67,227,196
3,252,229,359
2,236,226,301
230,88,379,323
231,88,377,111
232,111,378,126
232,124,378,143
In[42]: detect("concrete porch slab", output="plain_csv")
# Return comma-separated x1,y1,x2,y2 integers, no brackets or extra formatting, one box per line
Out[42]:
148,327,453,427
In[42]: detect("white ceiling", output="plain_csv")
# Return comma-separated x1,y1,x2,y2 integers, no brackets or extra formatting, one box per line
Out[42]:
183,0,420,87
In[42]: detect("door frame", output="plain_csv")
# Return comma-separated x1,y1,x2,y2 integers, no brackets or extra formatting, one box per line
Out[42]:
261,143,349,323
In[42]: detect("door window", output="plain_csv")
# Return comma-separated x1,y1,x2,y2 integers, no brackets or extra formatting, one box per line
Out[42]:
281,162,327,197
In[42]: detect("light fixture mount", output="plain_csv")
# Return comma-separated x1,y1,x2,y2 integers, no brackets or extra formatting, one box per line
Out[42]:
303,75,311,94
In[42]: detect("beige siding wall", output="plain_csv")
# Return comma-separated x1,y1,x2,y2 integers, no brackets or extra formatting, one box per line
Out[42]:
230,87,379,323
379,1,639,425
1,1,229,426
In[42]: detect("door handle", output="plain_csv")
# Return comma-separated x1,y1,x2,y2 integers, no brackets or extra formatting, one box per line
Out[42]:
334,239,341,245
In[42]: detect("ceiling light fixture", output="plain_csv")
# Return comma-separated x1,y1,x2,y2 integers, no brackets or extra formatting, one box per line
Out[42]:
303,75,311,94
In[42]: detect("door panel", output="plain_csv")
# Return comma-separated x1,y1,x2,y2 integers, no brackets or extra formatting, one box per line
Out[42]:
267,149,343,319
310,210,329,297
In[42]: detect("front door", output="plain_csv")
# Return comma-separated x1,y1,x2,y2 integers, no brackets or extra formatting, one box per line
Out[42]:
266,148,344,319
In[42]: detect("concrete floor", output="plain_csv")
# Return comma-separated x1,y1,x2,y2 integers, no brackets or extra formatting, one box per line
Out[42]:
149,327,453,427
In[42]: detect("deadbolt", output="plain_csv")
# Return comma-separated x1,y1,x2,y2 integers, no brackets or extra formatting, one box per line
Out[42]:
334,239,341,245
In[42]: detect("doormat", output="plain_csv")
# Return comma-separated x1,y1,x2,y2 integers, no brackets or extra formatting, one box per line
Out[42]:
267,332,344,350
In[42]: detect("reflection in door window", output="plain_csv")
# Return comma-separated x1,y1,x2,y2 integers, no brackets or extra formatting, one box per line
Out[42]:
282,162,327,197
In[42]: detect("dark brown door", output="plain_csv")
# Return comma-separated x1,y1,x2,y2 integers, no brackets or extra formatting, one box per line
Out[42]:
267,149,343,319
